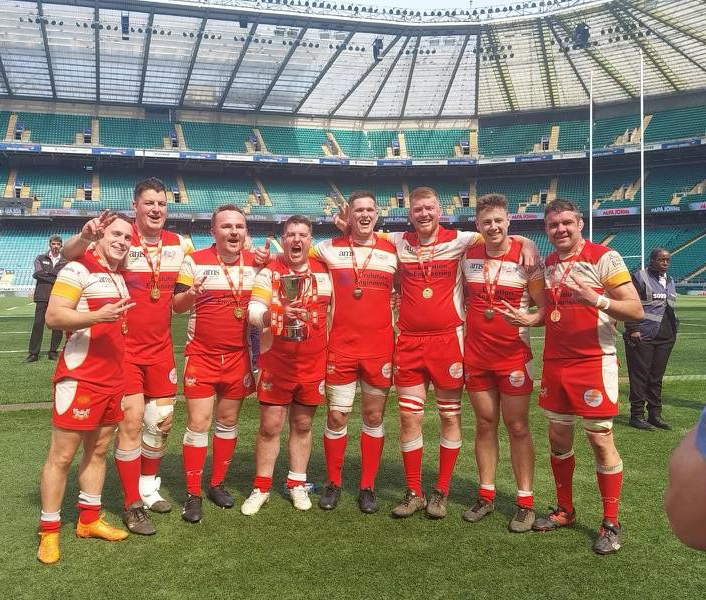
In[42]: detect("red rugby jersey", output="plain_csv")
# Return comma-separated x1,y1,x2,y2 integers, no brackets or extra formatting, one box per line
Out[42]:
311,235,397,358
51,251,129,391
543,240,631,360
122,225,193,364
389,227,481,335
462,238,543,369
249,257,332,383
176,245,258,356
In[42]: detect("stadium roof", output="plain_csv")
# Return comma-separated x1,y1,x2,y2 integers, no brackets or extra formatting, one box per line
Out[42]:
0,0,704,119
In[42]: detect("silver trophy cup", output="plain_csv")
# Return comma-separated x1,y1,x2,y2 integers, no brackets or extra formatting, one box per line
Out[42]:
279,274,308,341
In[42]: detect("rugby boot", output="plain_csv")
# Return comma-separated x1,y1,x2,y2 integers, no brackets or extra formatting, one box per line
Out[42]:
593,520,623,555
290,485,312,511
37,532,60,564
508,505,536,533
318,482,341,510
391,489,427,518
462,498,494,523
357,487,379,514
532,506,576,531
139,476,172,513
76,516,129,541
207,483,235,509
122,500,156,535
182,493,203,523
241,488,270,516
426,488,448,519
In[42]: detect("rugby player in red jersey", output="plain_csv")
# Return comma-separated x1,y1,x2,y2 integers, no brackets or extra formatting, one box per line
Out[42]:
173,205,258,522
37,215,135,564
242,216,332,514
460,193,545,532
531,199,642,555
309,191,398,514
62,178,193,534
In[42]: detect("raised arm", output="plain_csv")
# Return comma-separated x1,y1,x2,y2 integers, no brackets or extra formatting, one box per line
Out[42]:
62,210,118,260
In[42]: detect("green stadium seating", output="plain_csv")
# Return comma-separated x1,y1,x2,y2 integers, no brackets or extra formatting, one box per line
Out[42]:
16,168,84,208
644,165,706,208
0,112,12,140
262,179,332,215
478,122,550,156
645,105,706,143
556,120,589,152
181,174,256,212
258,125,328,156
366,130,399,158
403,129,468,159
330,129,374,158
476,176,551,213
99,117,173,149
592,114,641,147
16,112,91,145
180,121,253,153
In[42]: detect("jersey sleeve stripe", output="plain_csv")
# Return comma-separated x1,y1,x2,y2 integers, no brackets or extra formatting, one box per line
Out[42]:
604,271,632,289
51,281,82,302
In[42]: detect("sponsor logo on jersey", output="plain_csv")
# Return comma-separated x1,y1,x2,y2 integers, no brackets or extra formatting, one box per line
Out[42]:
381,362,392,378
584,388,604,408
72,408,90,420
169,368,178,384
184,376,196,387
243,373,253,388
203,268,221,277
261,380,273,392
509,370,525,387
326,363,336,375
76,394,91,405
449,362,463,379
318,381,326,395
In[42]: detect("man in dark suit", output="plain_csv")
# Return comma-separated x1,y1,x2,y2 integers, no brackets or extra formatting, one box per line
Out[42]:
26,235,67,362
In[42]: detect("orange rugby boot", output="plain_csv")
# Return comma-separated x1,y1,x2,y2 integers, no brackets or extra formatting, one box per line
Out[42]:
76,516,129,541
37,532,60,564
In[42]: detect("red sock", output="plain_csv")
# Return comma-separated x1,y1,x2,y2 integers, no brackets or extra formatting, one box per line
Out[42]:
40,511,61,533
597,464,623,522
210,434,237,487
77,491,101,525
360,430,385,490
436,440,461,495
550,451,575,512
401,436,423,496
324,428,348,486
141,449,163,477
478,485,496,503
286,471,306,489
182,444,208,496
114,447,142,509
253,475,272,493
516,492,534,509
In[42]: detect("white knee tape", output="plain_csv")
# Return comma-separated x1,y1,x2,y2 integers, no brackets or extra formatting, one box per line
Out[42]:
543,409,579,427
214,422,238,440
436,398,462,416
361,421,385,438
142,400,174,448
360,380,387,397
401,435,423,452
440,436,462,450
326,381,357,414
596,461,623,475
324,425,348,440
183,428,209,448
398,394,425,415
583,417,614,434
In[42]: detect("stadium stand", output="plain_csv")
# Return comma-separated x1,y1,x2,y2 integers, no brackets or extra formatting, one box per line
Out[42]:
644,105,706,143
258,125,329,157
403,129,469,159
556,120,589,152
478,122,551,156
476,176,552,213
261,178,333,215
16,167,85,209
180,174,257,213
330,129,374,158
367,130,400,158
15,112,91,145
98,117,174,149
180,121,254,153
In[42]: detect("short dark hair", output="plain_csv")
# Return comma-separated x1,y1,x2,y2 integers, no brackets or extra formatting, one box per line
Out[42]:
133,177,166,203
649,247,670,262
409,186,439,204
348,190,376,207
544,198,581,219
49,235,63,245
283,215,313,235
210,203,245,228
476,193,507,215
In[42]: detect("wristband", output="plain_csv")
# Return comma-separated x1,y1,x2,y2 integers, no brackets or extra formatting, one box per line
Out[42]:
696,407,706,459
595,295,611,311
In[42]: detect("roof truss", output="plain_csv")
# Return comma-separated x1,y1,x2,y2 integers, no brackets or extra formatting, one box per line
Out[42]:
36,1,57,99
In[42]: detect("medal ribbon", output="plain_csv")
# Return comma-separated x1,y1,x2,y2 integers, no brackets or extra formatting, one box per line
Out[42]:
348,235,377,290
550,241,584,309
137,233,162,293
413,230,438,286
94,251,129,332
483,239,510,310
216,252,244,314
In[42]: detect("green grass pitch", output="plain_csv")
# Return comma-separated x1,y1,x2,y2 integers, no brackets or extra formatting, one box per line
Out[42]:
1,294,705,599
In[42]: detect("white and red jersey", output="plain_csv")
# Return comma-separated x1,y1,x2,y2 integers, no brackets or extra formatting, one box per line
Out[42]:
462,238,543,369
388,227,481,335
51,250,129,390
249,257,332,383
311,235,397,358
176,245,258,356
544,240,631,360
122,225,193,364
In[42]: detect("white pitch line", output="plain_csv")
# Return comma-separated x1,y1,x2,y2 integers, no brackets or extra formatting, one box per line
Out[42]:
5,306,19,311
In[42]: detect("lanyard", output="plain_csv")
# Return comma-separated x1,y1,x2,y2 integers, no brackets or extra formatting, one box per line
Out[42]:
483,239,510,309
550,240,584,308
94,251,129,335
137,233,162,300
216,252,245,319
413,230,438,285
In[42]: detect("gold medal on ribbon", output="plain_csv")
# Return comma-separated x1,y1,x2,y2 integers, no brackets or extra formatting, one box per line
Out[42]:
422,287,433,299
550,309,561,323
121,321,129,335
484,308,495,320
353,287,363,299
233,306,244,319
150,286,161,301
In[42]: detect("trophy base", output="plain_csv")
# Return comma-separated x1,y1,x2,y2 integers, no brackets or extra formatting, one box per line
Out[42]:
282,323,308,341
